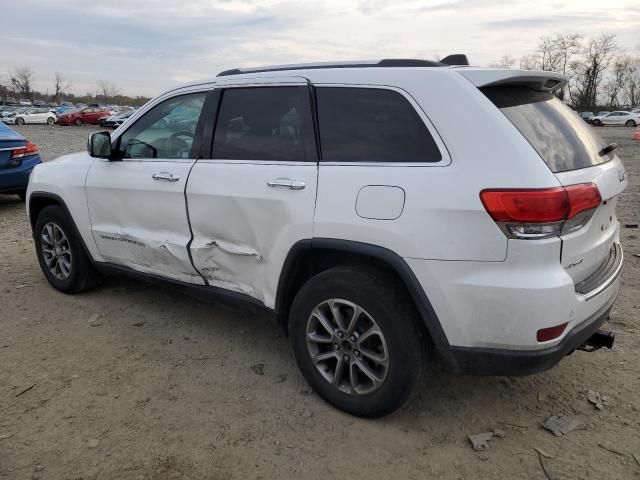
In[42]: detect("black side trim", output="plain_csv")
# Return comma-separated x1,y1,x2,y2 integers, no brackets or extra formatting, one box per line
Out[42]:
275,239,452,354
94,262,269,311
447,300,615,376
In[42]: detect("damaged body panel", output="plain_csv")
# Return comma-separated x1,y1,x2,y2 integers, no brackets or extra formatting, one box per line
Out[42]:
85,158,205,285
186,160,318,307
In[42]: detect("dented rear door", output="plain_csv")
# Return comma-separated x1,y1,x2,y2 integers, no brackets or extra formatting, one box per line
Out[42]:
186,77,318,307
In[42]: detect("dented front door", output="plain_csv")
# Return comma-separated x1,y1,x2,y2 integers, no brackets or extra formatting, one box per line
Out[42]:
186,79,318,307
85,89,209,284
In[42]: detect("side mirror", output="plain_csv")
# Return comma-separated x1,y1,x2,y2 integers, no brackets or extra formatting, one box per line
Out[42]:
87,131,113,159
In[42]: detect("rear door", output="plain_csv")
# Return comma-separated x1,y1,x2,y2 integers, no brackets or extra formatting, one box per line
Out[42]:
86,89,210,284
480,84,627,286
186,77,318,306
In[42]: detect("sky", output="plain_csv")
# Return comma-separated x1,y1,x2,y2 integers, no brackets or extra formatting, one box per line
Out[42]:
0,0,638,98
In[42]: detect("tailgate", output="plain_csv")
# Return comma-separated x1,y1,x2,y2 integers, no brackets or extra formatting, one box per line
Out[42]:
555,156,627,284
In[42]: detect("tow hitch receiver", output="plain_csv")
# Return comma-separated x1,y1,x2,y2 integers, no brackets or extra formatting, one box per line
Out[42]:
579,329,615,352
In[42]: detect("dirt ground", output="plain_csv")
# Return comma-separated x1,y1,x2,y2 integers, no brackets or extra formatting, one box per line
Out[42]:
1,124,639,480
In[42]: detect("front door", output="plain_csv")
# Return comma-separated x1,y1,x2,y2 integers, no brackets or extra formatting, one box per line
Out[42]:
186,78,318,306
85,89,209,284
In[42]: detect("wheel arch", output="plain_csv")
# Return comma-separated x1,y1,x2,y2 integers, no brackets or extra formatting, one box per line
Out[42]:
29,192,94,260
275,238,452,354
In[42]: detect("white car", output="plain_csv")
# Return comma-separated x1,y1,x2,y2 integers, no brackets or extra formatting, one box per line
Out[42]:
26,58,626,417
591,110,639,127
12,108,57,125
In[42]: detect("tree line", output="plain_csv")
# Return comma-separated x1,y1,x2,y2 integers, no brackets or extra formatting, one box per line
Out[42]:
491,33,640,113
0,67,150,107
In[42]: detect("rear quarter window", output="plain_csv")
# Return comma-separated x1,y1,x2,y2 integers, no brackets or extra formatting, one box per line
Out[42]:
481,86,608,173
316,87,442,163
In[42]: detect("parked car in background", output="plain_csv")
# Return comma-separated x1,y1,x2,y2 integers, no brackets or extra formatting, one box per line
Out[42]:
591,111,639,127
57,107,110,126
1,107,30,122
580,112,594,122
99,109,134,128
8,108,57,125
55,105,76,116
0,121,42,200
27,59,625,417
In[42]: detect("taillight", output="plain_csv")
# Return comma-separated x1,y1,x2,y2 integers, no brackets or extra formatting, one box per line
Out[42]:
480,183,601,239
11,141,39,160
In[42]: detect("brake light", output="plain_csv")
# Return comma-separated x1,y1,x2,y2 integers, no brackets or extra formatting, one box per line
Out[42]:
11,141,39,160
480,183,601,239
537,323,568,342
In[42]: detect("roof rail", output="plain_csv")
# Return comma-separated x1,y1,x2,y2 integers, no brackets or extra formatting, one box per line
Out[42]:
216,58,448,77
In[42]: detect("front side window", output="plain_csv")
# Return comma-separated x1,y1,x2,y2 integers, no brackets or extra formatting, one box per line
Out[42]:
118,92,206,159
316,87,442,163
212,86,316,162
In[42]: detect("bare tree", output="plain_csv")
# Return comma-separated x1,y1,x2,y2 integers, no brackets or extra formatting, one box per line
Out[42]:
569,34,617,112
519,34,582,99
97,80,120,100
9,65,35,100
53,72,72,103
490,54,517,69
622,56,640,107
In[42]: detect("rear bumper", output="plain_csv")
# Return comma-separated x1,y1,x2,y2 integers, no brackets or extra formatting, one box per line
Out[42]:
443,300,614,376
0,155,42,192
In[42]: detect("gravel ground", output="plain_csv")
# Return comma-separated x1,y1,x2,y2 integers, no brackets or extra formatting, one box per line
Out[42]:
1,124,639,479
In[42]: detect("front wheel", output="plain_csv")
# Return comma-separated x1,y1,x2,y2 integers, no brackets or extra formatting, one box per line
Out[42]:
289,266,426,418
16,117,25,125
626,120,637,127
34,205,102,293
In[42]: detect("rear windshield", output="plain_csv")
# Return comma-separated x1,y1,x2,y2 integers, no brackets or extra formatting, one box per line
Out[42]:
481,86,608,173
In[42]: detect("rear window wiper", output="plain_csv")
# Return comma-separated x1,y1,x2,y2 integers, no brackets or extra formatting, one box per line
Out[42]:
599,143,617,156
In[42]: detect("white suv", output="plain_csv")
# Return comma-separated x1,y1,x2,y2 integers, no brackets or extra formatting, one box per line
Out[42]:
26,58,626,417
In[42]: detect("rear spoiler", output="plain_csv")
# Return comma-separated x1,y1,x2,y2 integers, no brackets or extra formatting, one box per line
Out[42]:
457,69,567,92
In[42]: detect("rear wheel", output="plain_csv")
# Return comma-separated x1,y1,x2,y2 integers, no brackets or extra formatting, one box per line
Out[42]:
47,117,55,125
626,119,637,127
289,266,426,418
74,118,82,126
34,205,102,293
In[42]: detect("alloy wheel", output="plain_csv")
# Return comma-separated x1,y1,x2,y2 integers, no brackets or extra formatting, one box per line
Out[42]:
306,299,389,395
41,222,73,280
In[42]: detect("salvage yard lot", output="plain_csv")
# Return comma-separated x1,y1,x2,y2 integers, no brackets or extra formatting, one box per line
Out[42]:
1,125,639,479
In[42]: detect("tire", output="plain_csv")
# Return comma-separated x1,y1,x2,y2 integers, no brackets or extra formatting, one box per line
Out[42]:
593,119,602,126
47,117,55,125
626,120,636,127
289,266,426,418
34,205,102,293
16,117,25,125
74,118,82,126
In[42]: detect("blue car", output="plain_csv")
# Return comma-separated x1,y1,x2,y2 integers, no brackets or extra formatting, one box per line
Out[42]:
0,121,42,200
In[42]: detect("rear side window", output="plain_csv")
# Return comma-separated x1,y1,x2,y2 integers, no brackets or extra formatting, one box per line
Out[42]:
316,87,441,163
212,87,316,162
481,86,608,173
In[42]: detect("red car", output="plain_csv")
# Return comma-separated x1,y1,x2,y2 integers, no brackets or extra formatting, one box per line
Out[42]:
58,107,111,126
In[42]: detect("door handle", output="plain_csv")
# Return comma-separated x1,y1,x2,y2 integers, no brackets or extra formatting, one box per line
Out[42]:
267,178,306,190
152,172,179,182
